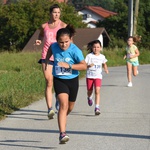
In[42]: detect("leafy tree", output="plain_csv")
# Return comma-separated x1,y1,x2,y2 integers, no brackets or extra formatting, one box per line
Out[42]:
97,0,150,49
97,0,115,11
96,0,128,48
0,0,50,51
0,0,86,51
137,0,150,48
70,0,115,11
61,3,86,28
0,0,3,4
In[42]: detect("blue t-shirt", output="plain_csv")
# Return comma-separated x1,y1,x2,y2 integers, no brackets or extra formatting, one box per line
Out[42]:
51,42,84,79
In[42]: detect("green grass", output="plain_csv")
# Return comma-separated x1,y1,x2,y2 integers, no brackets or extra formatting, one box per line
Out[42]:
0,51,45,120
0,49,150,120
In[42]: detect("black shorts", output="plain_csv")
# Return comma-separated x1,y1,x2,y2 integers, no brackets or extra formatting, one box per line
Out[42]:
38,59,53,65
54,76,79,102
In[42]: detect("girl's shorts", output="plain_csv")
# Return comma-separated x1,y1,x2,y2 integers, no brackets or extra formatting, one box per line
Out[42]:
54,76,79,102
38,59,53,65
86,78,102,91
127,60,139,66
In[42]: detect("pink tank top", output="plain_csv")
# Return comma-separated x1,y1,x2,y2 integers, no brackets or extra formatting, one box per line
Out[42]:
42,21,62,60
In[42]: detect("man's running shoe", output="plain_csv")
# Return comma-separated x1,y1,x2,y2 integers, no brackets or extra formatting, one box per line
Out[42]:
59,132,69,144
47,108,55,119
95,108,100,115
88,97,93,106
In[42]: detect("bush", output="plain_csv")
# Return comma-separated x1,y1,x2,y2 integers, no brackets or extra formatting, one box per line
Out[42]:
108,35,126,49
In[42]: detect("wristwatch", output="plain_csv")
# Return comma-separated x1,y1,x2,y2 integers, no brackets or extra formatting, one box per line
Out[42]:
69,64,72,69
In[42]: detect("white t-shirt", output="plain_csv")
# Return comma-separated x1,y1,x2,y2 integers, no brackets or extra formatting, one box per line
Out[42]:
85,52,107,79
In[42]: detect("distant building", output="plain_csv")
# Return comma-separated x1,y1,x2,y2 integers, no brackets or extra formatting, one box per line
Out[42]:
73,28,110,50
78,6,117,28
19,2,113,51
22,27,110,52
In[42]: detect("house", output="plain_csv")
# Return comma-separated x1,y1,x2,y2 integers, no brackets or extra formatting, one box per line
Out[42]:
22,27,110,52
22,4,113,51
78,6,117,28
22,29,43,52
73,28,110,50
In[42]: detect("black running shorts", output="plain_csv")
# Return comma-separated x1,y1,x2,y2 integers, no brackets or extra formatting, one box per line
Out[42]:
53,76,79,102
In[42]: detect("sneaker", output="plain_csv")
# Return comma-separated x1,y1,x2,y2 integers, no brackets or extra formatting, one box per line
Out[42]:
95,108,101,115
127,82,132,87
88,97,93,106
47,108,55,119
55,99,59,111
59,132,69,144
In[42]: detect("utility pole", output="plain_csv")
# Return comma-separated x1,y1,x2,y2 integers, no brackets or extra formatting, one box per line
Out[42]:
133,0,139,36
128,0,133,37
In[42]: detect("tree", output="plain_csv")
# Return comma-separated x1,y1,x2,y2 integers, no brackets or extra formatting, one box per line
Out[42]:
70,0,115,11
137,0,150,48
97,0,150,49
0,0,52,51
97,0,128,47
98,0,115,11
59,3,86,28
0,0,86,51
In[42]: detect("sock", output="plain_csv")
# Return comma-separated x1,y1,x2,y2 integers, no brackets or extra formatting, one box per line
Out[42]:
89,93,93,99
95,104,99,108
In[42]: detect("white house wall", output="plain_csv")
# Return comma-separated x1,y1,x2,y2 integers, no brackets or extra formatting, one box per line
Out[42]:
87,23,96,28
78,9,104,28
98,34,103,49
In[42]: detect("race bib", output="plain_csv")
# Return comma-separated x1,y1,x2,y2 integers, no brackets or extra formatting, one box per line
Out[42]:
87,70,96,77
55,66,72,75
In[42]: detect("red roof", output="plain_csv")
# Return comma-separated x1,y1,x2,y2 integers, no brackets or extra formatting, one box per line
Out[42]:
56,0,68,3
2,0,7,4
84,6,117,18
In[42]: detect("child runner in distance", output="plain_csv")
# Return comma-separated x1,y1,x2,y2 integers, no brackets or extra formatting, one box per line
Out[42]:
123,36,140,87
45,25,87,144
85,40,109,115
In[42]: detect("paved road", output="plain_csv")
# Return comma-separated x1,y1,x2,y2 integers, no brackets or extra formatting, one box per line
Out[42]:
0,65,150,150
